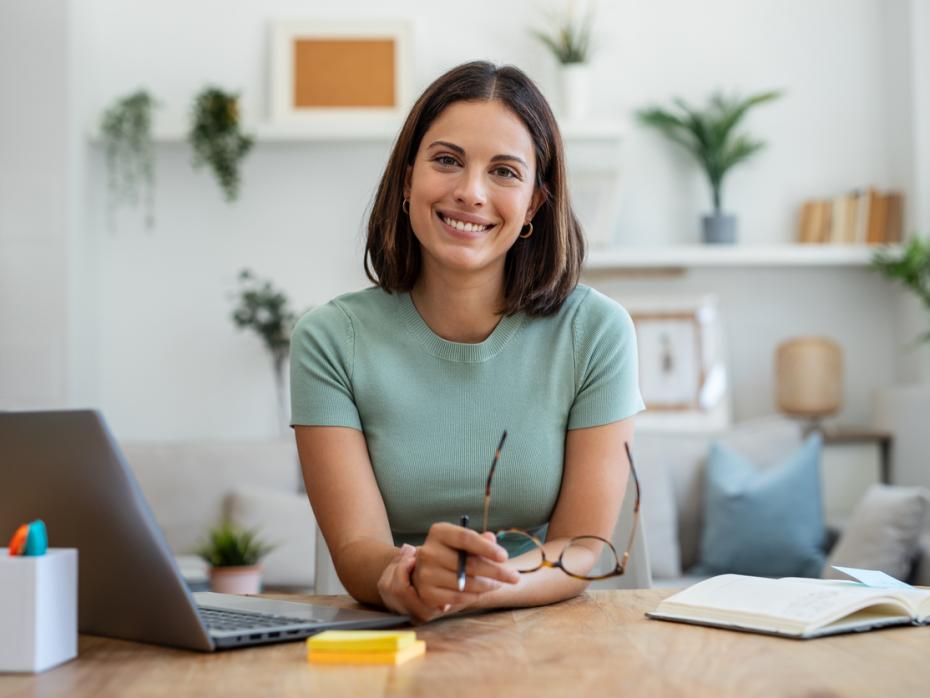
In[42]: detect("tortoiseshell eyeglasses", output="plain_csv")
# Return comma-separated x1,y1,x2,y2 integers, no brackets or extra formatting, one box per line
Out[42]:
480,431,641,581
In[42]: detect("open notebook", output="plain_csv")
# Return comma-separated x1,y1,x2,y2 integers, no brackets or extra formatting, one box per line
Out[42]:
647,569,930,639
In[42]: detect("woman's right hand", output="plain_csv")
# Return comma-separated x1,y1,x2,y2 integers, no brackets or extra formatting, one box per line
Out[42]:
410,523,520,616
377,526,520,623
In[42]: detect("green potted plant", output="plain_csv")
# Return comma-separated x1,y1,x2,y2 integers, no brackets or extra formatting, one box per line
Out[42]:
197,522,274,594
100,89,158,229
189,86,254,202
531,1,596,120
231,269,299,432
637,89,782,244
873,236,930,345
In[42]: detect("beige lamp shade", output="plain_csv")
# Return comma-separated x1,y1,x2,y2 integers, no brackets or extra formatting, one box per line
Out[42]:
775,337,843,418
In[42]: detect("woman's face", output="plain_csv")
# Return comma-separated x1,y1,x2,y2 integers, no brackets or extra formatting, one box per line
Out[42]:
404,99,542,281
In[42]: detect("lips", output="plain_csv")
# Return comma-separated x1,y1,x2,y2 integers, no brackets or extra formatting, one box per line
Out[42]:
435,211,496,238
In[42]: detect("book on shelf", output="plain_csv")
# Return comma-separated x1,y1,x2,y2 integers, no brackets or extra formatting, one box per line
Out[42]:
885,191,903,243
829,193,852,244
647,569,930,639
797,200,831,244
853,188,871,244
866,190,888,244
797,189,904,245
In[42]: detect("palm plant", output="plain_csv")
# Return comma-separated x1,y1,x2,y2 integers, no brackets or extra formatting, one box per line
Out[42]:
637,90,781,215
531,1,596,64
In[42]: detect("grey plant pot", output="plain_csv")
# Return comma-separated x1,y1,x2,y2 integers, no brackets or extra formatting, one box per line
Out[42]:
702,213,737,244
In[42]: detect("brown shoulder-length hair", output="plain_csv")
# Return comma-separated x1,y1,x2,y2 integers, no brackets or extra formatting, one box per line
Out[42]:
365,61,585,317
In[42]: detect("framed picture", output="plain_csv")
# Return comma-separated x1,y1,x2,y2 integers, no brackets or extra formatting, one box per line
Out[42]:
633,311,704,411
270,21,413,124
626,295,731,432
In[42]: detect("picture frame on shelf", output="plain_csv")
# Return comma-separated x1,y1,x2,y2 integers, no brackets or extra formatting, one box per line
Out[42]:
634,310,703,411
626,295,731,432
270,20,413,126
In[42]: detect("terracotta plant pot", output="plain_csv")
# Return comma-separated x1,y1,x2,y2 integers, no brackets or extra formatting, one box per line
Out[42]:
209,565,262,595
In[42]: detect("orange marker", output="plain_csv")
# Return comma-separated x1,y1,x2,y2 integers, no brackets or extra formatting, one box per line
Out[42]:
8,524,29,556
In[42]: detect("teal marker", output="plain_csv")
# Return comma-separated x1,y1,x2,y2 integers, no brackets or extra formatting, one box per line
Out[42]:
23,519,48,556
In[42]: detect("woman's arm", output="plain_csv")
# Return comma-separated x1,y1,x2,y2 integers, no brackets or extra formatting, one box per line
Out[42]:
294,425,517,620
294,425,395,604
470,417,635,610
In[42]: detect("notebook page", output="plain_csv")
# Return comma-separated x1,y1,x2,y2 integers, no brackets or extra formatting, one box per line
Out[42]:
662,574,902,624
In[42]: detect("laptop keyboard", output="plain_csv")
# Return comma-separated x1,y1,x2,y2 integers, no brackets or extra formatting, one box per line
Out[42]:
199,607,315,632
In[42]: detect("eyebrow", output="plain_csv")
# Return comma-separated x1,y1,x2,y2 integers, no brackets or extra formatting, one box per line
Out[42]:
426,140,528,169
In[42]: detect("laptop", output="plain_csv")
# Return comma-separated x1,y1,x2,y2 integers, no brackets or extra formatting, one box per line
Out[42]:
0,410,407,650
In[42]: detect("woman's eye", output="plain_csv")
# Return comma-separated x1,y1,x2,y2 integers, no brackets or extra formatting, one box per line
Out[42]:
494,167,518,179
435,155,459,167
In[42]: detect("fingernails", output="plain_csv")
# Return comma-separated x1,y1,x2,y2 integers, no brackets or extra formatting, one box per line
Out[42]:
442,604,451,613
400,543,415,553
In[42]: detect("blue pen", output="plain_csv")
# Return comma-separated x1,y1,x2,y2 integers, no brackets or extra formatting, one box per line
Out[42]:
457,514,469,592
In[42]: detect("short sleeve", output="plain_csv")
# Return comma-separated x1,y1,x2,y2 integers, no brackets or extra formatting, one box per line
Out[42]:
289,302,363,430
567,289,645,429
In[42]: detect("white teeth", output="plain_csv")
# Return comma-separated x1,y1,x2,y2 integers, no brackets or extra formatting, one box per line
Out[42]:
441,213,491,233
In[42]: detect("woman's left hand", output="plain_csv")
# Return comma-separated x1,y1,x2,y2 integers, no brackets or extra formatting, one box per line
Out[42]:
377,544,445,623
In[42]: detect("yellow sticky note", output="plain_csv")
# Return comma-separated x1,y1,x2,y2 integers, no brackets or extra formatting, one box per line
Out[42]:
307,630,417,653
308,640,426,666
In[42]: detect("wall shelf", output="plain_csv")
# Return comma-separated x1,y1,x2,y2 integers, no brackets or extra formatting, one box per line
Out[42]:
584,244,901,271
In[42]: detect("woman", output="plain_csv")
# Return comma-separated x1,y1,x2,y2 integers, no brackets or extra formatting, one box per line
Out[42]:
290,61,643,622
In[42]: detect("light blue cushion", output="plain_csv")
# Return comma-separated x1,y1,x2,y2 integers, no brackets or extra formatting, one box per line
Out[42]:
696,433,826,578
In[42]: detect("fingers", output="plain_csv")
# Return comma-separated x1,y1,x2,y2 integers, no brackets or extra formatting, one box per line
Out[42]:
417,546,519,587
426,522,509,562
425,567,505,594
464,554,521,584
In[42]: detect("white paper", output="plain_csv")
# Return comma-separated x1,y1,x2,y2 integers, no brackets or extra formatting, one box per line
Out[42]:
831,566,914,590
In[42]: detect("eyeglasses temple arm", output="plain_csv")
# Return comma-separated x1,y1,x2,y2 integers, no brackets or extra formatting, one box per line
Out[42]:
619,441,641,572
482,431,507,533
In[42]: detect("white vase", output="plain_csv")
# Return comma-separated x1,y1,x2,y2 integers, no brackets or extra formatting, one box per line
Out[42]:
559,63,592,121
209,565,262,595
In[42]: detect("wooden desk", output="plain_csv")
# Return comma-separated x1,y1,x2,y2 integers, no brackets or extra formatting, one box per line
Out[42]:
3,589,929,697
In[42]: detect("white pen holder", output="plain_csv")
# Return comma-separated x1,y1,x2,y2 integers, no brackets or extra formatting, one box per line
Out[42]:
0,548,77,673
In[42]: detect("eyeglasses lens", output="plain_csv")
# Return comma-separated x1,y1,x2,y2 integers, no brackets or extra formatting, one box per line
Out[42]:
561,536,618,578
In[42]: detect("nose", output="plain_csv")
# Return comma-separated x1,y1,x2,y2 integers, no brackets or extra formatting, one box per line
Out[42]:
453,167,486,208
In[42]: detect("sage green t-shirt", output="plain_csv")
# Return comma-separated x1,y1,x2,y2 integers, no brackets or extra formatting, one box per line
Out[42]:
289,284,644,550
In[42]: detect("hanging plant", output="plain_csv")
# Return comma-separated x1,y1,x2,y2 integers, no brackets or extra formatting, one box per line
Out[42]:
189,87,254,202
99,90,157,229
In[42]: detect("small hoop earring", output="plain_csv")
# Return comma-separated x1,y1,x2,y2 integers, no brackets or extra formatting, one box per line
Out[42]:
402,198,410,215
519,221,534,239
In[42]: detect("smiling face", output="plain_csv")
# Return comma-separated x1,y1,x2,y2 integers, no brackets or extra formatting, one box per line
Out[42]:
404,99,542,283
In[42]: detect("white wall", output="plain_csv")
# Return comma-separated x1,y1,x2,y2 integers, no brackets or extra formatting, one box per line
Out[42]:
0,0,77,408
0,0,922,439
